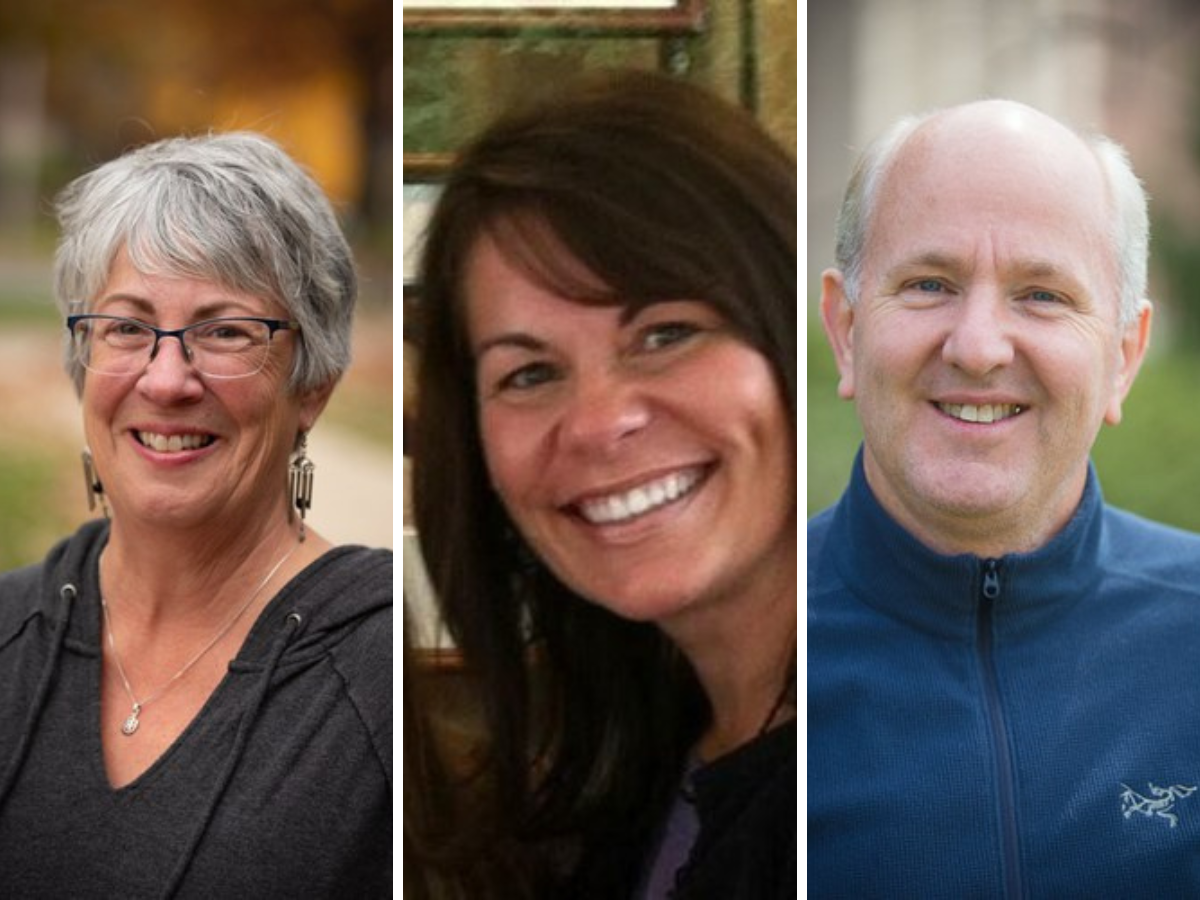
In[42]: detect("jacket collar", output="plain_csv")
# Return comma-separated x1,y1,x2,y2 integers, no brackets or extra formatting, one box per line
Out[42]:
821,449,1105,641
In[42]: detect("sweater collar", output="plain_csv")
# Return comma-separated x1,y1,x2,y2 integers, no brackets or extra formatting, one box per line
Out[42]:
824,449,1105,640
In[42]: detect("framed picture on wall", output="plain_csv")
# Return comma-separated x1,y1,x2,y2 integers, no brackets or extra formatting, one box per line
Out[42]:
402,159,440,458
402,0,707,35
402,174,443,298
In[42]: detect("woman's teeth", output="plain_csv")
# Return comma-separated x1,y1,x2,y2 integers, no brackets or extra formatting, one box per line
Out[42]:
137,431,214,453
578,468,705,525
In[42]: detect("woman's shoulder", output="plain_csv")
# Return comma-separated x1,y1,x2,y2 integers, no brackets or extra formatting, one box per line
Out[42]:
309,547,393,777
293,544,393,761
283,543,392,649
0,521,107,643
307,543,393,593
0,557,48,643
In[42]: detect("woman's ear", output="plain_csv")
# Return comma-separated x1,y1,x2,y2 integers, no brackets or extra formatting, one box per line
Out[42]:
297,382,336,434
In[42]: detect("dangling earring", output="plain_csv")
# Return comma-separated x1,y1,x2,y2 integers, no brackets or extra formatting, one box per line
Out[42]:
288,432,315,542
81,449,110,519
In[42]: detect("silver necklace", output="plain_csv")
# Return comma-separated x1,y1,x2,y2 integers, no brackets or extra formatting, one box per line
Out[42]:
100,539,300,737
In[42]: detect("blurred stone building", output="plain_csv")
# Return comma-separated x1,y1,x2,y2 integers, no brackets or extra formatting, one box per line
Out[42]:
809,0,1200,328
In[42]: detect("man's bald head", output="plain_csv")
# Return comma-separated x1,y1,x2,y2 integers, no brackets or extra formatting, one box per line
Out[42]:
834,100,1148,325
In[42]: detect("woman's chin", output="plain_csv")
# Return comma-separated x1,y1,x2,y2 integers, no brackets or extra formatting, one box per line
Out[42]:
112,492,223,531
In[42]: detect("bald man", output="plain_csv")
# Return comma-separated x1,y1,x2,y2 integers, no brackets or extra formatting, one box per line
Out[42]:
809,101,1200,897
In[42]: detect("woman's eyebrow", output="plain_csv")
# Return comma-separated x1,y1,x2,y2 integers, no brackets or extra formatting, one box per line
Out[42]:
93,293,258,320
474,332,548,359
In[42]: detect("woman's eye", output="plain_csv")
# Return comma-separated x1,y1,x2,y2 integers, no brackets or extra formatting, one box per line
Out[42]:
911,279,945,293
497,362,558,393
641,321,702,352
111,321,149,336
197,324,250,343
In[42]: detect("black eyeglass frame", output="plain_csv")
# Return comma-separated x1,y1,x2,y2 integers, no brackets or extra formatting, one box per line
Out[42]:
65,314,300,378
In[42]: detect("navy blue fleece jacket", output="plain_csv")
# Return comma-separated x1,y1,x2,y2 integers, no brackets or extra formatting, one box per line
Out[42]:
809,453,1200,898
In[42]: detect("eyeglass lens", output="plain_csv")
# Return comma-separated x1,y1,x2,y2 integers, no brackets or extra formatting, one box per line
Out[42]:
72,317,276,378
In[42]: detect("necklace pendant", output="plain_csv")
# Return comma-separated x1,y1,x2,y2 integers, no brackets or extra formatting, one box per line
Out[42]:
121,704,141,736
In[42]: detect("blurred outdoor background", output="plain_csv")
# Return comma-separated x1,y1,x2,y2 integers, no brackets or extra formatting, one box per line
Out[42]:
809,0,1200,529
0,0,393,570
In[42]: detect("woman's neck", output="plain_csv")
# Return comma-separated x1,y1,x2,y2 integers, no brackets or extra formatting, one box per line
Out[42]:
663,549,797,762
98,514,318,630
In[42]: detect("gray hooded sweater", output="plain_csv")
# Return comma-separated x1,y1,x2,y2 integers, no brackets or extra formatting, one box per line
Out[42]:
0,520,392,898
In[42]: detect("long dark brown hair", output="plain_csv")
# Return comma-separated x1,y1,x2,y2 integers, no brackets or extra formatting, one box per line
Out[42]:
411,68,796,871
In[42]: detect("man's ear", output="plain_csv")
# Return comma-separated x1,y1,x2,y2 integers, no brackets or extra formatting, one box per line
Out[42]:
1104,299,1152,426
820,269,857,400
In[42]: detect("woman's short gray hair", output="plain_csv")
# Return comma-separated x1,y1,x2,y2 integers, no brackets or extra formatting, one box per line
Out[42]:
53,131,357,394
834,106,1149,326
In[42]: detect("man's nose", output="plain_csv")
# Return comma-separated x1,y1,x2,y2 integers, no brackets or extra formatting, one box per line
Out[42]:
940,291,1015,376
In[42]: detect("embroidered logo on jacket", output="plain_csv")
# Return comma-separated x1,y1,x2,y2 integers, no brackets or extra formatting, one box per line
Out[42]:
1120,783,1197,828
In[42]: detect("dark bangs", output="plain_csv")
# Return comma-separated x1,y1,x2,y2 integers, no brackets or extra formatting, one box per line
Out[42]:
431,72,796,420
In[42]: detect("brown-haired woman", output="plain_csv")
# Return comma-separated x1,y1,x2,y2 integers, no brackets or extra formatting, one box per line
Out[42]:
409,69,796,899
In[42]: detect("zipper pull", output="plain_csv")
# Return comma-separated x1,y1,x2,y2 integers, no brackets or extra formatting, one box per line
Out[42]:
982,559,1001,600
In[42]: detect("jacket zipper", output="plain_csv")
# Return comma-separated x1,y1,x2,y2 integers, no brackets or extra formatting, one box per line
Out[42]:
977,559,1023,900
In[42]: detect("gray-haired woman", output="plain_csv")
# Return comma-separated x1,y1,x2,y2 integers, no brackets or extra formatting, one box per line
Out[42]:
0,132,391,897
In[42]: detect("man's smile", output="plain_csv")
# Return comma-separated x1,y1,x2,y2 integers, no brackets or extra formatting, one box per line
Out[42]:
935,402,1025,424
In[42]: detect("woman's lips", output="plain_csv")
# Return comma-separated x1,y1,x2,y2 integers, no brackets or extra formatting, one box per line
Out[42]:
134,430,217,453
573,465,711,526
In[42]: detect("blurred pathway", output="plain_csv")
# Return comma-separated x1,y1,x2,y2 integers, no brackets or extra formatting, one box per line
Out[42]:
306,424,393,550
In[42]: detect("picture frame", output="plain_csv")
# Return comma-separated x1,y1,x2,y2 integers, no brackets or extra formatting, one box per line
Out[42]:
402,159,439,459
403,527,458,657
402,0,707,36
403,2,706,161
402,175,444,293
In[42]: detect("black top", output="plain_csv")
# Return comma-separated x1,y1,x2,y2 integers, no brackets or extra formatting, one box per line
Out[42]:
562,719,796,899
0,521,393,899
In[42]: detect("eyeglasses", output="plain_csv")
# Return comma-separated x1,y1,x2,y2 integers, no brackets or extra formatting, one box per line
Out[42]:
66,314,299,379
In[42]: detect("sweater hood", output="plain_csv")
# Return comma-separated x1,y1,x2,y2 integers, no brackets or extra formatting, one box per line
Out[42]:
13,519,391,667
0,519,392,899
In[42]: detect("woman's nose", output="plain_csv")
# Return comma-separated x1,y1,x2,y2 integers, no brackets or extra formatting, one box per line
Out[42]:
555,371,651,456
137,335,204,400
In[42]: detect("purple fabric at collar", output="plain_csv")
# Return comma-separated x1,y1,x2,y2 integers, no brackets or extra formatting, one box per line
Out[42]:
635,762,701,899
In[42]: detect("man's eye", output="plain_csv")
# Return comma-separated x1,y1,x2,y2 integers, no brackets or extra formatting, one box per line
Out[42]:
911,279,945,293
1027,290,1062,304
641,321,701,352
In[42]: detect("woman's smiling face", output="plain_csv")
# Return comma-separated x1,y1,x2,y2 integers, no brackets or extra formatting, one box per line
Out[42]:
81,248,327,532
466,234,795,625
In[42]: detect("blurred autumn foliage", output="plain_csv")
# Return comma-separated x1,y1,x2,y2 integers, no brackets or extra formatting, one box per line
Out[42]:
0,0,391,256
0,0,394,568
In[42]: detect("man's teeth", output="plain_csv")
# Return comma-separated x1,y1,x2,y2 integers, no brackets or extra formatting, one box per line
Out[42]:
939,403,1023,424
579,469,704,525
137,431,213,452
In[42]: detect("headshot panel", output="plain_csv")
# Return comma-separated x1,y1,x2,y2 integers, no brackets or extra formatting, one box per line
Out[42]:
403,5,798,897
0,5,393,896
809,3,1200,897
